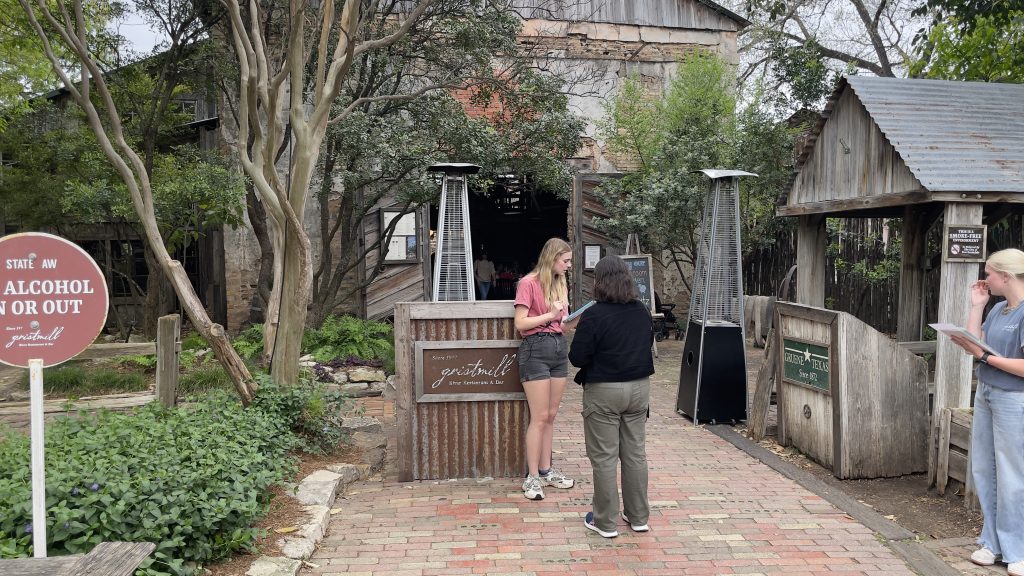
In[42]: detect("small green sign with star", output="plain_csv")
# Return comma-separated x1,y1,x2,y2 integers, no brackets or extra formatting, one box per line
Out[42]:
782,339,830,391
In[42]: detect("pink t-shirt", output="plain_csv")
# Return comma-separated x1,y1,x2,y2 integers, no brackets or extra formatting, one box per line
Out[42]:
515,275,565,337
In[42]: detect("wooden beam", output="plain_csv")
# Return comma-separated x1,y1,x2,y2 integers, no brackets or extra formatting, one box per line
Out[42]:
796,215,826,307
777,190,932,217
897,206,927,341
930,202,983,484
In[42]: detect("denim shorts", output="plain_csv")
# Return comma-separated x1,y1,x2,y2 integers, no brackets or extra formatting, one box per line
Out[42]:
518,332,569,382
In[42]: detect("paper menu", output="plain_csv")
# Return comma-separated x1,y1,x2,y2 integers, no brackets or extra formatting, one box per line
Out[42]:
929,323,1002,357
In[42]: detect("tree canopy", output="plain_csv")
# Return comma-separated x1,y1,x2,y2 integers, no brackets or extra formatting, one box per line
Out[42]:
596,51,794,289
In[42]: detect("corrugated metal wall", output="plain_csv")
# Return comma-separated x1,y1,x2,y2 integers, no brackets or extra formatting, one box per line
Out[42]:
395,302,528,480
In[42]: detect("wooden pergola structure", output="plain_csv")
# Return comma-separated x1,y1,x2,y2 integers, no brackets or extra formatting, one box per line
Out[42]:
779,76,1024,465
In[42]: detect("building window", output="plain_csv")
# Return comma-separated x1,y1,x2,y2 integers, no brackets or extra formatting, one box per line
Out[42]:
380,209,419,263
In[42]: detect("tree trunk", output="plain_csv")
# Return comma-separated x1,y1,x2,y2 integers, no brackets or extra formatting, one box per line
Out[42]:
270,229,308,385
246,187,274,324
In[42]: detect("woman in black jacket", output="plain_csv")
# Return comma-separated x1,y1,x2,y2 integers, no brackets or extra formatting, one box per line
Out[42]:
569,255,655,538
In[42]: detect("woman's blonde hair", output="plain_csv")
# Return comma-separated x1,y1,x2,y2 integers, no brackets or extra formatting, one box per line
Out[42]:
531,238,571,306
987,249,1024,278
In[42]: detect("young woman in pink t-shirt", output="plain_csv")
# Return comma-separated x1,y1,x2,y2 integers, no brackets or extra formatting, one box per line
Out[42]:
514,237,580,500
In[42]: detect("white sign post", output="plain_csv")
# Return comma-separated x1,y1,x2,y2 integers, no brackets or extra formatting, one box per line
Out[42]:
29,359,46,557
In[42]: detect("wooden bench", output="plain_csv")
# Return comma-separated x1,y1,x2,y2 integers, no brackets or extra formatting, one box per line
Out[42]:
0,541,155,576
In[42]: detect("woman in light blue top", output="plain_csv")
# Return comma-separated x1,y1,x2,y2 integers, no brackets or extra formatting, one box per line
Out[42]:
950,248,1024,576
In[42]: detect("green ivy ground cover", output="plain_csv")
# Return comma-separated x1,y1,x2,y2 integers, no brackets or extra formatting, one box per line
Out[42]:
0,385,323,576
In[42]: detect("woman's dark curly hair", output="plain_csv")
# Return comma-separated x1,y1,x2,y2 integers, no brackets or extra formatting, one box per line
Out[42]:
593,255,637,304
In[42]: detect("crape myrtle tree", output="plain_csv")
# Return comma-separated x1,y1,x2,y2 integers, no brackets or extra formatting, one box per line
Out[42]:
595,51,793,292
305,1,585,325
17,0,258,402
212,0,460,386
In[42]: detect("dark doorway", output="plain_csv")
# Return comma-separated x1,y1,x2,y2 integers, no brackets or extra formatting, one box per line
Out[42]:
429,177,569,300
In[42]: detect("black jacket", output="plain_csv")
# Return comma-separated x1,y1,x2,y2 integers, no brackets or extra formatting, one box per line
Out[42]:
568,300,655,385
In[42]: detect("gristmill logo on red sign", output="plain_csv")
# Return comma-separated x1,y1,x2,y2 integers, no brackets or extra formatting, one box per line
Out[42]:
0,233,108,368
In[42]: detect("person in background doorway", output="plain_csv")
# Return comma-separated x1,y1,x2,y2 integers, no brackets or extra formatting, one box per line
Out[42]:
514,238,578,500
474,252,496,300
949,248,1024,576
568,255,654,538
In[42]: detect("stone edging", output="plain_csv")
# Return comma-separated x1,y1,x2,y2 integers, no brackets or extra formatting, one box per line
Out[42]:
243,418,387,576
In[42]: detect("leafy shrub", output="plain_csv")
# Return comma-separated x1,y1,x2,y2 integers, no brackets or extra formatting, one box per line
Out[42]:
302,315,394,372
231,324,265,361
0,393,301,575
20,366,148,396
250,375,350,455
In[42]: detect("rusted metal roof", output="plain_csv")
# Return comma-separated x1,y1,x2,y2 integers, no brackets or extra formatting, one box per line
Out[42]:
783,76,1024,203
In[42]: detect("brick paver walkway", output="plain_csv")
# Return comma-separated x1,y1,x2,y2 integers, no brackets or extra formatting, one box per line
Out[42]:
306,350,919,576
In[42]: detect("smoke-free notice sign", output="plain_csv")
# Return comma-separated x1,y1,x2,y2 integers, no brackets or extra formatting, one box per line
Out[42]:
0,233,108,368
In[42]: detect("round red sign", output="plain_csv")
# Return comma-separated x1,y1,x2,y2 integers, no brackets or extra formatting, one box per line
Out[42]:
0,233,109,368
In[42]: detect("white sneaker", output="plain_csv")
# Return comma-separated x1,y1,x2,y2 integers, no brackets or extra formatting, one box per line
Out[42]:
540,469,575,489
970,547,998,566
1008,560,1024,576
621,511,650,532
522,475,544,500
584,512,618,538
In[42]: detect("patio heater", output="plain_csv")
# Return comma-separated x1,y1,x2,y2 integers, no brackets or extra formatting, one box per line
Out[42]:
429,163,480,301
677,169,757,424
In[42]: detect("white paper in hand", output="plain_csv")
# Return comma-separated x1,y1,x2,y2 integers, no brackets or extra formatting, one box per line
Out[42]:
929,323,1002,357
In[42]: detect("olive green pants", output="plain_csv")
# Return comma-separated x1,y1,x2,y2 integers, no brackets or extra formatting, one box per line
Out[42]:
582,378,650,532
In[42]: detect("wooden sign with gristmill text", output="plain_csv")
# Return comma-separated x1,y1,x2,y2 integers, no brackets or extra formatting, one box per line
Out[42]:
415,340,523,402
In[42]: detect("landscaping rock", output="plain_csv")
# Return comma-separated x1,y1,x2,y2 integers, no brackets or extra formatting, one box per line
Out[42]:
339,383,367,394
293,470,342,506
326,462,363,485
331,371,348,384
245,556,301,576
280,505,330,559
346,367,385,383
341,416,383,434
350,431,387,473
299,354,313,362
127,334,149,343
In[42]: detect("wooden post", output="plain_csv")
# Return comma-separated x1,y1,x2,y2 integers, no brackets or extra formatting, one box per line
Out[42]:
930,202,983,483
897,206,927,342
796,215,826,307
395,303,414,482
155,314,180,408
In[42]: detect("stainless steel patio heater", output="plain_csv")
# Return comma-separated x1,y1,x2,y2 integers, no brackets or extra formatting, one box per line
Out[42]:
677,169,757,424
430,163,480,301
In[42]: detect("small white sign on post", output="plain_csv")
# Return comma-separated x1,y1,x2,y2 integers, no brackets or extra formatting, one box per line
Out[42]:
0,233,109,557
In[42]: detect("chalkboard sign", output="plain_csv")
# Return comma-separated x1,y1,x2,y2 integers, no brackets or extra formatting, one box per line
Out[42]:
619,254,655,314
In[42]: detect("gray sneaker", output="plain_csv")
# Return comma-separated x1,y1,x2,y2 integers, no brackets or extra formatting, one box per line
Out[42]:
523,475,544,500
540,469,574,489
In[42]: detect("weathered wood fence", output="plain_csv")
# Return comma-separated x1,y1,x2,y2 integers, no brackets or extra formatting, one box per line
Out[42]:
747,214,1024,337
0,315,181,431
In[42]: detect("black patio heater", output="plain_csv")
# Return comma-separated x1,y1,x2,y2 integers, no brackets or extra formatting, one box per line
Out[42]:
676,169,757,424
429,163,480,302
